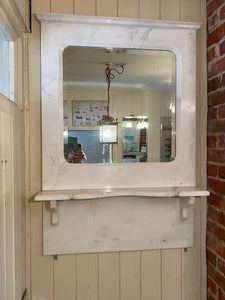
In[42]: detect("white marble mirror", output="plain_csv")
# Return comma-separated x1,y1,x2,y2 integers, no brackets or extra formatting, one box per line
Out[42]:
37,13,200,191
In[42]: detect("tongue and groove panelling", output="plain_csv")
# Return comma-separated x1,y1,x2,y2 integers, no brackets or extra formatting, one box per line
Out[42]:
28,0,207,299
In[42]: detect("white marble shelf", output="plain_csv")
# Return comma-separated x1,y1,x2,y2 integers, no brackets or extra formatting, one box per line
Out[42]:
34,187,209,201
34,187,209,226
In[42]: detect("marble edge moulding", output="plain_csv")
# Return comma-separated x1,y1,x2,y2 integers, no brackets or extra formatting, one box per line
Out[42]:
35,12,201,30
35,12,205,193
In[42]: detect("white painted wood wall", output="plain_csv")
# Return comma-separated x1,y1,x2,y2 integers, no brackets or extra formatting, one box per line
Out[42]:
0,0,29,298
0,92,26,299
28,0,208,299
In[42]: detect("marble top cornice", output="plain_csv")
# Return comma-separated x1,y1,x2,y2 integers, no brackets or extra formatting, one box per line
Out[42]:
36,13,201,31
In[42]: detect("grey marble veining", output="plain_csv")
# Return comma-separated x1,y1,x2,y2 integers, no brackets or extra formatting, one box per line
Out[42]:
36,13,201,191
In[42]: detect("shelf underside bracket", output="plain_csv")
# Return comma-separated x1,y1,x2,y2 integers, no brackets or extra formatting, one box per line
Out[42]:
180,196,195,221
50,200,58,225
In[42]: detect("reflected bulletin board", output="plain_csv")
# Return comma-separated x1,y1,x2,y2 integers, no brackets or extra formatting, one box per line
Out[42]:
72,101,107,126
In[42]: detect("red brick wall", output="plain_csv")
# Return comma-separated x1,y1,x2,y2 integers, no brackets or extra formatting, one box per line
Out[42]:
207,0,225,299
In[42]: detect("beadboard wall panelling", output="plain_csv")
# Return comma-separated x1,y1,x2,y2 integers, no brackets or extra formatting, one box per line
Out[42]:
139,0,160,19
74,0,96,16
54,255,77,300
99,253,120,300
77,254,98,300
0,97,26,300
28,16,53,300
32,0,50,14
141,250,161,300
29,0,207,299
162,249,182,300
161,0,181,21
181,0,201,22
196,1,207,296
0,2,28,299
30,202,54,300
96,0,118,17
13,116,22,298
120,252,141,300
51,0,73,14
4,112,15,300
0,110,6,300
118,0,139,18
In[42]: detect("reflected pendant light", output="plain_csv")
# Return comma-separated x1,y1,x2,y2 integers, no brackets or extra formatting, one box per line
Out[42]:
99,63,124,144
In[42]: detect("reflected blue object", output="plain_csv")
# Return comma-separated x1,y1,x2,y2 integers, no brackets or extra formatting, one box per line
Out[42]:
68,130,109,163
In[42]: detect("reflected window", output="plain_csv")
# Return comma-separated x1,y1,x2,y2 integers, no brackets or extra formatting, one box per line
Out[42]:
63,46,176,163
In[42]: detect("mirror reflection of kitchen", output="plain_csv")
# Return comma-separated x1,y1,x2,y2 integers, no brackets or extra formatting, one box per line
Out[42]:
63,46,176,164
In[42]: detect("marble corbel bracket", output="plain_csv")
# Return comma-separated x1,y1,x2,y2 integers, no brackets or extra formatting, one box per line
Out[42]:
50,200,58,225
180,196,195,221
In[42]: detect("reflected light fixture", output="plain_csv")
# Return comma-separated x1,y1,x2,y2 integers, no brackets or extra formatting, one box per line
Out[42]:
125,121,133,128
99,63,124,144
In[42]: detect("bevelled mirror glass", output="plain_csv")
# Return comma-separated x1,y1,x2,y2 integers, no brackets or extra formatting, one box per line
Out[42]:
63,46,176,164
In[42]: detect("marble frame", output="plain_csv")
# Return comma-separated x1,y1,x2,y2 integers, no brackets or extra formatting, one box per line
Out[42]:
36,13,201,191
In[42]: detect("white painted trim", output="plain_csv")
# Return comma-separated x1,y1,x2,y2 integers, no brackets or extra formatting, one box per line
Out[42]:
0,3,26,41
0,94,23,118
9,42,15,101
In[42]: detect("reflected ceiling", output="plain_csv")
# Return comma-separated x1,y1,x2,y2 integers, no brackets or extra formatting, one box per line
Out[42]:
63,47,176,92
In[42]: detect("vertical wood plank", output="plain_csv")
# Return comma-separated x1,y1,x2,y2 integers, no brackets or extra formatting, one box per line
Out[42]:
139,0,160,20
51,0,74,14
197,1,208,298
160,0,181,21
19,116,26,298
162,249,182,300
120,251,141,300
141,250,161,300
29,17,42,197
5,114,15,300
99,252,120,300
118,0,139,18
32,0,50,13
24,30,32,298
77,254,98,300
29,15,51,299
96,0,117,17
30,203,54,300
182,246,201,300
181,0,200,22
54,255,77,300
74,0,96,16
0,111,6,300
13,117,22,299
